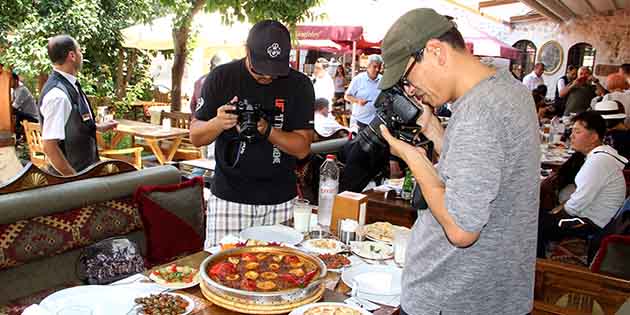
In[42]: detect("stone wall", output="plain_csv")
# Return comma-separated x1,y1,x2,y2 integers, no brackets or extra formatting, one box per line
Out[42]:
499,9,630,96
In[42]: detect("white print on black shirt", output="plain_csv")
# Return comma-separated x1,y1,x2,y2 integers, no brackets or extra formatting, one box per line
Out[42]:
195,97,205,112
272,146,281,164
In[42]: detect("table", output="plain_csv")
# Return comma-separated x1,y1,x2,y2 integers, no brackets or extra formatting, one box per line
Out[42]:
108,119,189,165
541,143,572,171
364,189,417,228
148,251,399,315
180,159,216,171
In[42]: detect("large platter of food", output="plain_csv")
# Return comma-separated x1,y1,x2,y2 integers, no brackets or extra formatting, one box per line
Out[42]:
200,245,327,310
148,264,200,289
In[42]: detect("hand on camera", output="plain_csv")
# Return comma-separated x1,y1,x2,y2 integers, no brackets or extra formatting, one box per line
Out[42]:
214,96,239,131
257,117,269,136
379,125,425,159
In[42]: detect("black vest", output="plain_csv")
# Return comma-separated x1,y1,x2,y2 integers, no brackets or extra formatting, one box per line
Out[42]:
554,75,570,113
38,71,99,172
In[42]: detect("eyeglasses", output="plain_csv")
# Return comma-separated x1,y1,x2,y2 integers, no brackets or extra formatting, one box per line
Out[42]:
399,48,424,87
248,60,278,80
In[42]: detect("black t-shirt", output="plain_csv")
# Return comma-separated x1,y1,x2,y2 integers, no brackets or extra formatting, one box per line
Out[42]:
195,59,315,204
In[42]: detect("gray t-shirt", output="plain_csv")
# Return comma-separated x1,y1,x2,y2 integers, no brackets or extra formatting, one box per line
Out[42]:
402,69,540,315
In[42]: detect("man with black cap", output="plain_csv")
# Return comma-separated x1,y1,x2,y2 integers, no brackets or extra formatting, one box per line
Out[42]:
376,9,540,315
190,20,314,248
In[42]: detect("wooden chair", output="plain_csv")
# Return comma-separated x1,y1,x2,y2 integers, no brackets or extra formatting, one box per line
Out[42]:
158,111,200,161
22,120,47,169
95,133,144,169
534,259,630,315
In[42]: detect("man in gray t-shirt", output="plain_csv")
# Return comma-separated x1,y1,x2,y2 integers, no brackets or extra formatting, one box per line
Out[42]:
378,9,540,315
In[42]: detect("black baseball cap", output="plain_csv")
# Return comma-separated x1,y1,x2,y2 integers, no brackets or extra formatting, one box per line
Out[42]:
246,20,291,77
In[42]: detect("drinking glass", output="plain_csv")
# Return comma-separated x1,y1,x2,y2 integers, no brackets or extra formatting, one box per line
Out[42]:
393,227,411,265
293,198,311,233
162,118,171,130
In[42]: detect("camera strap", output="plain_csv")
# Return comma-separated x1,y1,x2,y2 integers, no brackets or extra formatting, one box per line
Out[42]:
225,137,247,168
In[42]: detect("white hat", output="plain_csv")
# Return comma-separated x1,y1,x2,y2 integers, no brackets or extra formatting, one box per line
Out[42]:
593,100,626,120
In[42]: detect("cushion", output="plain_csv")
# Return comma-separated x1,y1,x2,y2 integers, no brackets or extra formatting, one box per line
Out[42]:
135,177,205,266
0,198,142,271
590,234,630,279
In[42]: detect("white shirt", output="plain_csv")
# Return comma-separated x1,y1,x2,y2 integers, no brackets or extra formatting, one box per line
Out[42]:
522,71,545,91
313,73,335,109
314,112,349,137
565,145,627,228
40,69,90,140
556,77,567,93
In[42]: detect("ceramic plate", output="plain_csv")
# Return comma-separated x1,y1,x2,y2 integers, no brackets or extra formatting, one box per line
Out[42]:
289,302,371,315
136,292,195,315
350,241,393,260
341,264,402,296
239,225,304,245
148,265,201,290
301,238,346,255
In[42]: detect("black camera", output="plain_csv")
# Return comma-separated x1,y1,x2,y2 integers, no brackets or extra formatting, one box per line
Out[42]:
357,85,425,153
228,99,281,143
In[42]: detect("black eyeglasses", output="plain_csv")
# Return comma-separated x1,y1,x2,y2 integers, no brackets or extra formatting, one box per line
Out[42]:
399,48,424,87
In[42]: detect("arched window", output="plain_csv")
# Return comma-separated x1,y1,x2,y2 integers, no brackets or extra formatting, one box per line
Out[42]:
511,40,536,81
567,42,596,71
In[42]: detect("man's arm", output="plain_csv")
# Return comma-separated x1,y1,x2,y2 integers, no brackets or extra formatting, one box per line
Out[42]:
190,102,237,147
559,80,575,98
344,94,367,106
42,140,76,176
268,128,312,160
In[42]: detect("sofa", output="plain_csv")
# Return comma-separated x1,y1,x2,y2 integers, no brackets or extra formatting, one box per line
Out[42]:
0,160,200,306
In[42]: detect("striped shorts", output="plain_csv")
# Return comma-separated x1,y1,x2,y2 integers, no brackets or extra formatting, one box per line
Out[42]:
204,191,295,250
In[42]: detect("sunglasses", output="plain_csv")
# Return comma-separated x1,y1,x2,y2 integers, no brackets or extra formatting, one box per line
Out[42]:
248,60,279,80
399,48,425,87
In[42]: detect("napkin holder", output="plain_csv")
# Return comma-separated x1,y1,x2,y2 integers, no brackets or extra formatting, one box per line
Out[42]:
330,191,367,233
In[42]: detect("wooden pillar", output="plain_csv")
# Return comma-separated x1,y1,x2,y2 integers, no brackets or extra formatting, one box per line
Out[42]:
351,41,357,78
0,68,12,133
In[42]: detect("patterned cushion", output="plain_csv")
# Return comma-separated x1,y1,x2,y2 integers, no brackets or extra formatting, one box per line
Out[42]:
0,198,142,271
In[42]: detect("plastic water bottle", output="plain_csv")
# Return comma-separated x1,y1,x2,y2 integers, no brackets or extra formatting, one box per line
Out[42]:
318,155,339,229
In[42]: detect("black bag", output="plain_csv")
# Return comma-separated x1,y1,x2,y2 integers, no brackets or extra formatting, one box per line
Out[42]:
77,237,146,285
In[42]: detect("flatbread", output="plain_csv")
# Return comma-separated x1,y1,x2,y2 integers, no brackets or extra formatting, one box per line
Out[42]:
304,305,361,315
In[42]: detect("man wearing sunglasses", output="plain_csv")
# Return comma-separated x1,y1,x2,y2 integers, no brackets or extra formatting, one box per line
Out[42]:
190,20,314,248
378,9,540,315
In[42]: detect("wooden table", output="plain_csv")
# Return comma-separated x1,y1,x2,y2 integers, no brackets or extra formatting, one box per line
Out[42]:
364,189,417,228
108,119,189,165
149,251,399,315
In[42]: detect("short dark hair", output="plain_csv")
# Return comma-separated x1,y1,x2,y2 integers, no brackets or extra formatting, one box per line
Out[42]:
11,72,18,81
572,111,606,140
47,35,78,64
621,63,630,74
534,84,548,97
535,62,545,70
437,27,466,51
314,98,329,112
567,65,577,72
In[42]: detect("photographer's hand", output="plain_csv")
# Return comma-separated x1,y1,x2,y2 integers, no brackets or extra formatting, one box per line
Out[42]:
214,97,239,131
257,118,269,136
190,96,238,147
415,104,444,155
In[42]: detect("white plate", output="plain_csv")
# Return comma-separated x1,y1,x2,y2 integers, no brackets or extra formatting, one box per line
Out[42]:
40,284,165,315
148,266,201,290
136,292,195,315
301,238,346,255
350,241,393,260
289,302,371,315
239,225,304,245
342,264,402,296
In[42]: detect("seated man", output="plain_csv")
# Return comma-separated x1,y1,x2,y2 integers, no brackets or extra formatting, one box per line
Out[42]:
313,98,350,139
538,111,627,257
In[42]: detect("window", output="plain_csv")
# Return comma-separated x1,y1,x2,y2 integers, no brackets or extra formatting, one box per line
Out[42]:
511,40,536,80
567,43,596,71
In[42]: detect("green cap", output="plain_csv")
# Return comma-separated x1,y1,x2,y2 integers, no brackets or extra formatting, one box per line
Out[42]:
379,8,454,90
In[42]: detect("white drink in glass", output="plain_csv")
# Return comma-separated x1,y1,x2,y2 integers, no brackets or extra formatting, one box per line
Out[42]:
293,199,311,233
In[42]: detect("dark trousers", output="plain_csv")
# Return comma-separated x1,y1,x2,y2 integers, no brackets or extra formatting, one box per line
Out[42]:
537,208,602,258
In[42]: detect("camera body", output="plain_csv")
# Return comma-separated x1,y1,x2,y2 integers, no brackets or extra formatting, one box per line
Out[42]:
228,99,281,143
357,85,424,153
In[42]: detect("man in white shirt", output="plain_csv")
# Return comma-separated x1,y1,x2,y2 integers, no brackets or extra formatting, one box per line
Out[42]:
344,54,382,131
538,111,626,257
312,58,335,109
313,98,350,138
522,62,545,91
39,35,117,175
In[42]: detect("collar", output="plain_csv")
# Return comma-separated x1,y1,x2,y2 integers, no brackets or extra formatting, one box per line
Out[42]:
54,68,78,86
587,144,608,158
366,73,381,83
531,71,541,78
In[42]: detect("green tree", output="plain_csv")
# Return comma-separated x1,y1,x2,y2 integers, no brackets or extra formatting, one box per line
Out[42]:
164,0,321,112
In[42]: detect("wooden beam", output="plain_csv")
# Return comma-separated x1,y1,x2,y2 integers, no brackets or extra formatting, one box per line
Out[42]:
518,0,564,23
479,0,519,8
0,68,12,133
582,0,596,13
510,12,548,22
537,0,576,21
442,0,511,25
609,0,618,10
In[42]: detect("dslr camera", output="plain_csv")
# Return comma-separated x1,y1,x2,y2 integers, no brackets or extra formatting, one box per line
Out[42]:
357,84,428,153
228,99,281,143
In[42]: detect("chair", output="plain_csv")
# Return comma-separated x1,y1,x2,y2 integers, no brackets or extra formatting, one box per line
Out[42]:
95,133,144,169
158,111,201,161
22,120,47,169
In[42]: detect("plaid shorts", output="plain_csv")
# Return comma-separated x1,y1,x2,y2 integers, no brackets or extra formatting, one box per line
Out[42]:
204,191,295,250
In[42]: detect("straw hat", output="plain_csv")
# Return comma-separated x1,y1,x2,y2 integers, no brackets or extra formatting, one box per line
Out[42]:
593,100,626,120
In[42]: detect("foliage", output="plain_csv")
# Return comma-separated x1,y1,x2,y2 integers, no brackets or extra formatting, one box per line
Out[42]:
0,0,159,96
206,0,321,27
